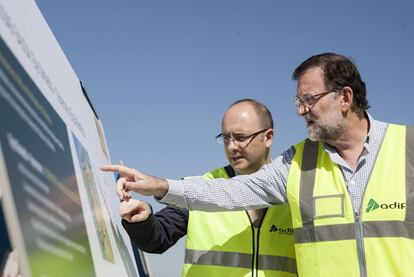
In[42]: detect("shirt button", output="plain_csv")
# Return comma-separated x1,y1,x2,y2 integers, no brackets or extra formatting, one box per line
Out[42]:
349,180,355,185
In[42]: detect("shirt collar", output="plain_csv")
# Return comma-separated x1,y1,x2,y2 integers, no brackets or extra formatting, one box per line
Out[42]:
364,112,375,152
323,111,374,157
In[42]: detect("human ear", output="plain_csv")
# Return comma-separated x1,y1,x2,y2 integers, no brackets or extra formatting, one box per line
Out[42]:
265,129,274,148
340,86,353,112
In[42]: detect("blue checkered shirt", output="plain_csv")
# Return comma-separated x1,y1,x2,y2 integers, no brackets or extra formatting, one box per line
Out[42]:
161,113,388,212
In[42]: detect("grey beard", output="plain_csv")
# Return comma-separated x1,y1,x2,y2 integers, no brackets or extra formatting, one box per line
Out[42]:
309,120,347,141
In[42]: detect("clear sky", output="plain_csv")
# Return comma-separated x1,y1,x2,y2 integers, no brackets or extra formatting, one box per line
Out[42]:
35,0,414,276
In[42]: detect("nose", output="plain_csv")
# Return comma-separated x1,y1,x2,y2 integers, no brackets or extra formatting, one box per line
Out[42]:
296,104,309,116
226,138,240,152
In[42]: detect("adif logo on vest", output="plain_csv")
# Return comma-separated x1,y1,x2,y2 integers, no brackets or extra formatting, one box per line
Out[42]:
269,224,293,235
366,198,406,213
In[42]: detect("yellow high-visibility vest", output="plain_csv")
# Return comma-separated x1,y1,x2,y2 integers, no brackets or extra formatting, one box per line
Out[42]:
287,124,414,276
183,166,297,277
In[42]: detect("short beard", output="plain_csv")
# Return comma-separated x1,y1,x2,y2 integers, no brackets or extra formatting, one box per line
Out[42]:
308,117,347,141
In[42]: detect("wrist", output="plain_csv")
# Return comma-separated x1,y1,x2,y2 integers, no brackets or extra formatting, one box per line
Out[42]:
154,178,169,199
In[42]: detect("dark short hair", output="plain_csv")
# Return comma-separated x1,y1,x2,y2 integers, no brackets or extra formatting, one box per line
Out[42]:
292,53,369,116
229,98,274,129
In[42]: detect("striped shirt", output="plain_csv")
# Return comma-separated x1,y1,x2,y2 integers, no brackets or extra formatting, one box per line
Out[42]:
161,113,388,212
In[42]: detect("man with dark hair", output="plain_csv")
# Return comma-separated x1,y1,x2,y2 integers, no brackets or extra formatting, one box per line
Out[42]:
119,99,297,276
292,53,369,116
103,53,413,276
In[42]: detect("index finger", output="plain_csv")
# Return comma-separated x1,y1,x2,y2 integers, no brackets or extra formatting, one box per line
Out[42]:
101,164,135,178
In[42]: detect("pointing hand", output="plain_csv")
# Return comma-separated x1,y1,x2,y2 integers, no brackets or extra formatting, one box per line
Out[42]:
101,164,169,201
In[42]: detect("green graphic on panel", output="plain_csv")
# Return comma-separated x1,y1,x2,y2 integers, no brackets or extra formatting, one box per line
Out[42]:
73,135,115,262
0,37,96,276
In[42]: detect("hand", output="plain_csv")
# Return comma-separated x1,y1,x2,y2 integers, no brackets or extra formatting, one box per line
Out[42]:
120,199,151,223
101,164,169,200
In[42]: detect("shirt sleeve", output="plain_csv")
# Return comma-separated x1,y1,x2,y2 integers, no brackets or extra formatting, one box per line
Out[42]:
159,147,295,211
122,205,189,254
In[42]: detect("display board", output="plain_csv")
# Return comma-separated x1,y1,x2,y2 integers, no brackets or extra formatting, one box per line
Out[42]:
0,0,149,276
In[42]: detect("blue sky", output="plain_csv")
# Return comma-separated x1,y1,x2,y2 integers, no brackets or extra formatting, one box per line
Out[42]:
35,1,414,276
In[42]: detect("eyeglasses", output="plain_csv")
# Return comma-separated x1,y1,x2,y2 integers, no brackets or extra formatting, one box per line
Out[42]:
294,90,340,109
215,128,269,148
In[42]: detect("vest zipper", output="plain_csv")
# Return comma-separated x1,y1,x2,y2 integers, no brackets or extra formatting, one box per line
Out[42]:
254,225,261,277
246,208,268,277
255,209,267,277
253,228,259,277
353,124,387,277
354,210,367,277
246,211,256,277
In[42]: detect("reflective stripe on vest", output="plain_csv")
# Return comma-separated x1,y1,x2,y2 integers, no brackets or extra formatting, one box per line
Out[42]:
184,249,297,273
406,126,414,221
185,249,252,268
257,254,297,273
287,124,414,277
184,166,296,277
295,221,414,243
